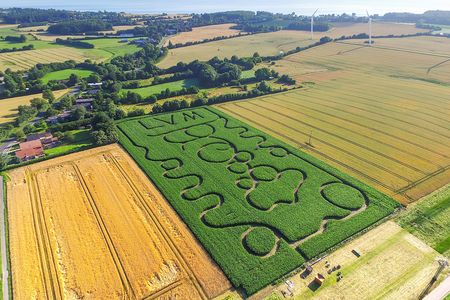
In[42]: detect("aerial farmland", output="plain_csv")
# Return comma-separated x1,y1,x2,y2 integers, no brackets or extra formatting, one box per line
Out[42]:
0,5,449,300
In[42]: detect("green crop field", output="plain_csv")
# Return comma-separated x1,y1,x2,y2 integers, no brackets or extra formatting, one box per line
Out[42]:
41,68,94,83
84,38,141,58
117,107,399,295
0,37,141,71
397,185,450,257
121,78,200,97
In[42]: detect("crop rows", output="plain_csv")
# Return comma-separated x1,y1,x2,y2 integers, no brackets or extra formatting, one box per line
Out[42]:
117,107,399,295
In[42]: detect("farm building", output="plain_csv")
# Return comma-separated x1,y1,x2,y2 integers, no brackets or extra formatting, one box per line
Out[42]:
15,140,44,161
314,274,325,286
75,98,94,110
46,111,71,124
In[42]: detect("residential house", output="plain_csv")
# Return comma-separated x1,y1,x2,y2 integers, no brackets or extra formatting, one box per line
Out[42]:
15,140,44,161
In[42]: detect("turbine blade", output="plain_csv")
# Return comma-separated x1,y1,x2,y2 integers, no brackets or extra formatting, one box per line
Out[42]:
313,8,319,17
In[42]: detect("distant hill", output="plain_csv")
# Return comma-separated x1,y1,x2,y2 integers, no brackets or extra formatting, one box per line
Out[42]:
382,10,450,25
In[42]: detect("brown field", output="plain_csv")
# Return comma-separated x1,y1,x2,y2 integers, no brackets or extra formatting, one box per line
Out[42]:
164,23,242,46
0,89,70,124
217,37,450,204
7,144,231,299
158,22,424,68
263,221,448,300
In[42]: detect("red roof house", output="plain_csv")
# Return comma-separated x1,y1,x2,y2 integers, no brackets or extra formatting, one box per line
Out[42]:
15,140,44,161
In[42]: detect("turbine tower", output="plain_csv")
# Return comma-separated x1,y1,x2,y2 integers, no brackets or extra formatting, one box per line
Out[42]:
311,8,319,40
366,10,372,45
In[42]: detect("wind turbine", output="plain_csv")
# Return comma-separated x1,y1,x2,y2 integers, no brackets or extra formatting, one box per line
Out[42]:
311,8,319,40
366,10,372,45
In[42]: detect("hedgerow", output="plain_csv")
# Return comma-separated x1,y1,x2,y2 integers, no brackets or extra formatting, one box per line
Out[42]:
117,107,400,296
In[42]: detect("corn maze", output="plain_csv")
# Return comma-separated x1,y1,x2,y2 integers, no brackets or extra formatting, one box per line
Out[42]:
117,107,399,295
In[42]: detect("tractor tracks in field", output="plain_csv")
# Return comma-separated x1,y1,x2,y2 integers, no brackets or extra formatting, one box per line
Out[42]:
107,153,209,300
25,170,63,299
71,164,136,299
221,103,415,183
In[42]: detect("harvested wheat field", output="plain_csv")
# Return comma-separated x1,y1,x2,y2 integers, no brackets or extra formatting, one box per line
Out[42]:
7,144,230,299
262,221,448,300
158,30,315,68
327,22,428,38
0,89,70,124
165,23,242,46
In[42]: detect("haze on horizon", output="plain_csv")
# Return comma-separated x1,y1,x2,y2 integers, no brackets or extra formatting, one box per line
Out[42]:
1,0,450,16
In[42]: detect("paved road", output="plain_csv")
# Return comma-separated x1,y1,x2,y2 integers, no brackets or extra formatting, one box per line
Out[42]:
0,177,10,300
424,275,450,300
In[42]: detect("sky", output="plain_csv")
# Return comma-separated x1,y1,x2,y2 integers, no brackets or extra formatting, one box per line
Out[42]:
1,0,450,15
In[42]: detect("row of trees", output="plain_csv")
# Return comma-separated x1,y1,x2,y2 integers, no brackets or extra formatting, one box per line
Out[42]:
4,35,27,43
48,20,113,35
1,8,134,25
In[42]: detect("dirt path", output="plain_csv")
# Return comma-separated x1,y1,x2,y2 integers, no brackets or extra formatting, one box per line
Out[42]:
0,176,9,300
424,275,450,300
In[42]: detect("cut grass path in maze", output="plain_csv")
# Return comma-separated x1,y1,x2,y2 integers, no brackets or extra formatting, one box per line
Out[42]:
117,107,399,295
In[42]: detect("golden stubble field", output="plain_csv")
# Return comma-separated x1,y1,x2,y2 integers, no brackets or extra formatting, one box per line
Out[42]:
7,144,231,299
158,22,425,68
0,89,71,124
164,23,242,46
217,37,450,204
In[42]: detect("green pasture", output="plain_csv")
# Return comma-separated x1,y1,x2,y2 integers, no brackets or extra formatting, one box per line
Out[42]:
83,38,141,59
397,185,450,257
41,69,94,83
121,78,200,98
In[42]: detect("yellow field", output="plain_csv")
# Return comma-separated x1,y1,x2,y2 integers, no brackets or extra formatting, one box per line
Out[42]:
0,89,70,124
165,23,242,46
0,47,102,71
158,30,315,68
7,144,231,299
217,37,450,204
158,22,424,68
263,221,448,300
327,22,428,38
